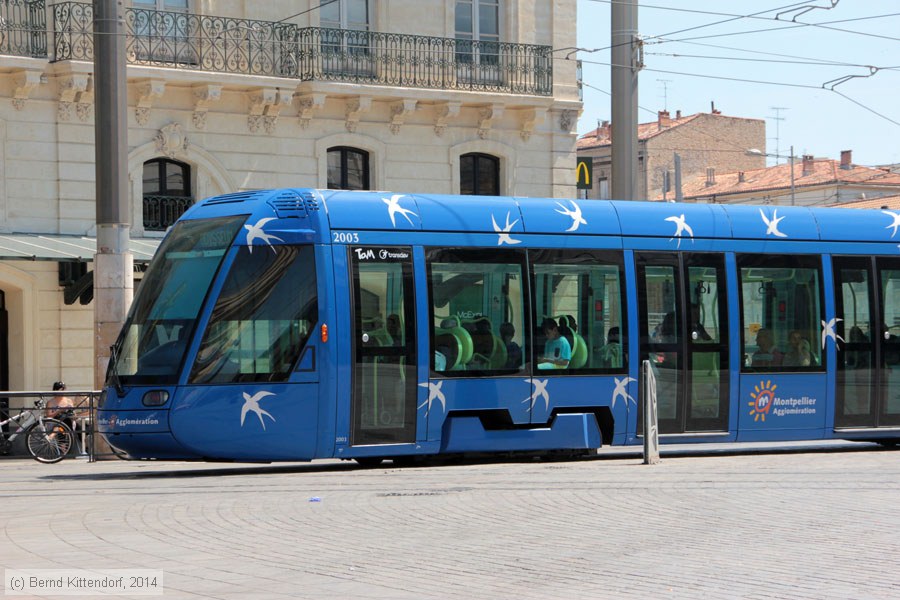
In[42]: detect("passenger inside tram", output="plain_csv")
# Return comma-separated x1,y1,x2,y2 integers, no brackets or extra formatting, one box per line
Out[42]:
538,318,571,369
752,328,783,367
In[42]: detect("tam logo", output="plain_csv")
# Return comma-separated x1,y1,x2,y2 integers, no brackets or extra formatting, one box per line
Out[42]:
355,248,375,260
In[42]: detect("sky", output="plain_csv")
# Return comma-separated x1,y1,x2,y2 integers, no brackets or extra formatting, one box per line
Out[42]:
574,0,900,167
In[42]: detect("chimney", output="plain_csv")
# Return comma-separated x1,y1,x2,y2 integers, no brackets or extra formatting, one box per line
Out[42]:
802,155,814,176
840,149,852,170
675,109,682,119
658,110,671,128
710,101,721,115
706,167,716,186
738,171,745,183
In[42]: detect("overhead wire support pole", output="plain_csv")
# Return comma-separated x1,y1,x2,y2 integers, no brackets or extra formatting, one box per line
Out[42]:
93,0,133,394
611,0,641,201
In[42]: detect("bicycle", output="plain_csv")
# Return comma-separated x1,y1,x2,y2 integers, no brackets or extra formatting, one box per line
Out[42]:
0,399,76,464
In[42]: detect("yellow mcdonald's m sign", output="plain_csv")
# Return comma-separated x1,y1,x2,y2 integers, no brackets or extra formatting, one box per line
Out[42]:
576,157,592,190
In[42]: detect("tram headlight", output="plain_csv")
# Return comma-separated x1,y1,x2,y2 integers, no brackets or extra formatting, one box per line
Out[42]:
142,390,170,407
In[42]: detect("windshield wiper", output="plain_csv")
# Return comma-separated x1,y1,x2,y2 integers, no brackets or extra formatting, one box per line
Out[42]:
108,344,125,397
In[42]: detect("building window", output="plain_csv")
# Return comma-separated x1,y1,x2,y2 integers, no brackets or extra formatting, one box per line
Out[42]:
320,0,370,30
455,0,500,77
143,158,192,231
130,0,194,64
319,0,371,74
328,147,370,190
460,153,499,195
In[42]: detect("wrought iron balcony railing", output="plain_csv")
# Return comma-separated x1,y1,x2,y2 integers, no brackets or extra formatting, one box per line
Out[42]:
143,195,192,232
0,0,46,58
50,2,552,96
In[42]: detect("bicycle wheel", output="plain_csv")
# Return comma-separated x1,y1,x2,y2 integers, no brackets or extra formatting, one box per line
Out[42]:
26,419,74,464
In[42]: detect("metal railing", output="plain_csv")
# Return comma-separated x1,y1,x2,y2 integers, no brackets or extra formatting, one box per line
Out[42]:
296,28,552,95
143,195,193,232
0,0,46,58
0,390,106,462
49,3,553,95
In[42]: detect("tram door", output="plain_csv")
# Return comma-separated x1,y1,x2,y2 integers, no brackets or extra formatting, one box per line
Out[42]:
349,247,418,445
833,257,900,428
636,253,729,434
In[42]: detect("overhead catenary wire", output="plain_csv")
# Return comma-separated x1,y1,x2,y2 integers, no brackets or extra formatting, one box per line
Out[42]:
564,4,900,59
556,0,811,57
654,37,900,71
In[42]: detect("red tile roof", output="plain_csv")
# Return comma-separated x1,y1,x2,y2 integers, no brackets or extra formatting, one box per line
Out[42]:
577,113,702,150
675,158,900,200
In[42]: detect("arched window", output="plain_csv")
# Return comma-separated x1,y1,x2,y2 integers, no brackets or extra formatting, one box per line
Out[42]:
460,153,500,195
143,158,192,231
328,147,370,190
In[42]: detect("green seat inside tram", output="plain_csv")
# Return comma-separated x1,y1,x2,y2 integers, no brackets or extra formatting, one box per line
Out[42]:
570,332,588,369
435,317,474,370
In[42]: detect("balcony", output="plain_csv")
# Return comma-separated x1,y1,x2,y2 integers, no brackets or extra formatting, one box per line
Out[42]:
47,2,552,96
142,195,192,232
0,0,47,58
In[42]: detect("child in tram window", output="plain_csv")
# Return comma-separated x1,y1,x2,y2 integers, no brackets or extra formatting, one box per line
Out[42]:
783,330,812,368
538,318,571,369
500,322,522,369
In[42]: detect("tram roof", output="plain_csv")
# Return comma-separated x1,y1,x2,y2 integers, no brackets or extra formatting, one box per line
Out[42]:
318,190,896,244
189,189,900,245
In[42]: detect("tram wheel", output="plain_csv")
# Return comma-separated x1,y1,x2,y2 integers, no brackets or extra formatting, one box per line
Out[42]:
354,457,384,468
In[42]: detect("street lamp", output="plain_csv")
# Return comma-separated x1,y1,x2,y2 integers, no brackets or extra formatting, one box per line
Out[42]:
747,145,795,206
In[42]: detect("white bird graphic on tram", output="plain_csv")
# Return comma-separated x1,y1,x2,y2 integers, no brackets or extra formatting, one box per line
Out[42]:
418,381,447,416
611,377,637,410
665,214,694,248
760,208,788,238
492,212,522,246
883,211,900,238
821,318,844,350
240,391,277,430
523,379,550,412
555,200,588,232
383,194,418,227
244,217,284,253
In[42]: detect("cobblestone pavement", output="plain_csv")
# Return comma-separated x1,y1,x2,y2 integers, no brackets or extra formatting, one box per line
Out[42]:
1,442,899,599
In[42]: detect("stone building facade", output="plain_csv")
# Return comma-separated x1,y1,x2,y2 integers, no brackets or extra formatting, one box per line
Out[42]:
0,0,581,398
577,109,766,201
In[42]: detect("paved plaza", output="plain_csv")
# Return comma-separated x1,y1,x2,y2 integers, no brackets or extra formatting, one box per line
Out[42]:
1,442,899,599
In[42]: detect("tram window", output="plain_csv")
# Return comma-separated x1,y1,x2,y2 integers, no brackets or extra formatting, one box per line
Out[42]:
115,216,245,383
427,248,527,375
189,245,318,384
738,255,824,372
531,249,626,373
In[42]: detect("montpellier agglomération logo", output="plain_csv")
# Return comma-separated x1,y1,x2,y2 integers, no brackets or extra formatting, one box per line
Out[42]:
748,380,776,422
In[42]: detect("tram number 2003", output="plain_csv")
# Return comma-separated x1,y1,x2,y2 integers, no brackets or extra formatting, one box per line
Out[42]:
333,232,360,243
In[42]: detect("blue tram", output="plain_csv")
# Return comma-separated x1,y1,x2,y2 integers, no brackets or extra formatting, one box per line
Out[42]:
98,189,900,462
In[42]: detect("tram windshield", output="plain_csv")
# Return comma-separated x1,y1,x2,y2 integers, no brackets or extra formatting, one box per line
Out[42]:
108,216,246,385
